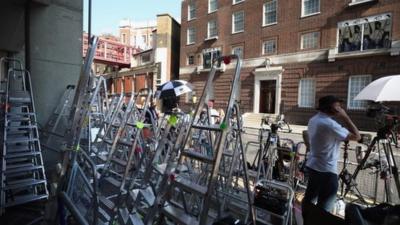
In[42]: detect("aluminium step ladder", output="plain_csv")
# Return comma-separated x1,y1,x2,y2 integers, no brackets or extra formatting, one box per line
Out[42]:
41,84,75,151
1,66,49,214
145,54,255,225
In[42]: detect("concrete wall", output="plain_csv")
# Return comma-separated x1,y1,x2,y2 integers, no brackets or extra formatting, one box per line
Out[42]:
29,0,83,126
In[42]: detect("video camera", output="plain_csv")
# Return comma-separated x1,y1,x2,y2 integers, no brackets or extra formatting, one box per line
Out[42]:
366,102,399,138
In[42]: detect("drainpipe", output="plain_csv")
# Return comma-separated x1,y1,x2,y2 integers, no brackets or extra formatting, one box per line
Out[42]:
88,0,92,44
25,0,31,71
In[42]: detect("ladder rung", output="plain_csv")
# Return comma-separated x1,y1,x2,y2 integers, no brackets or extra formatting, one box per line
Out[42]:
222,150,234,157
99,196,115,212
153,163,167,174
6,145,31,153
139,187,155,206
162,204,199,225
6,112,35,116
7,129,30,135
6,137,39,144
6,125,37,130
111,157,127,167
173,176,207,196
103,176,121,188
182,150,214,163
5,151,41,159
118,139,132,147
104,138,113,145
4,178,46,190
4,194,48,208
5,165,43,174
7,116,32,122
98,206,111,223
191,124,222,131
8,91,32,103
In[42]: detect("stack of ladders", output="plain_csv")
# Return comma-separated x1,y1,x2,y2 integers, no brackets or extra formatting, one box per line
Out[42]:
1,66,48,214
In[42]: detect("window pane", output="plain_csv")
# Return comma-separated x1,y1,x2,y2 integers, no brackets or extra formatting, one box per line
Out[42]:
232,46,243,59
208,20,218,38
301,32,319,49
348,75,371,109
187,28,195,44
203,49,221,69
299,79,315,108
233,11,244,33
189,3,196,20
303,0,320,16
264,0,277,25
338,14,392,53
209,0,218,12
263,40,276,54
188,55,194,65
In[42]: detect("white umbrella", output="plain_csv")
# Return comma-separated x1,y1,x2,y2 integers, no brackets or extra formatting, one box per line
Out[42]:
355,75,400,102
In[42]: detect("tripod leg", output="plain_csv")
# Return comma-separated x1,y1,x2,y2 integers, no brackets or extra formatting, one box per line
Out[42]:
385,142,400,199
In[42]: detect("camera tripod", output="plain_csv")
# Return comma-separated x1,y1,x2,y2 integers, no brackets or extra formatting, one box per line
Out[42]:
343,126,400,204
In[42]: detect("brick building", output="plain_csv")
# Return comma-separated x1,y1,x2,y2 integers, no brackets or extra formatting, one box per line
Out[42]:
106,14,181,94
179,0,400,130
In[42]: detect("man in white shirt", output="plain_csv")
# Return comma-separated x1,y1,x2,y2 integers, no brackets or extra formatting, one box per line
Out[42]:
302,95,361,213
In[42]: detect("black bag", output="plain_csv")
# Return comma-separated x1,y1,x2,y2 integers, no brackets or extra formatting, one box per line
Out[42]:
253,185,288,215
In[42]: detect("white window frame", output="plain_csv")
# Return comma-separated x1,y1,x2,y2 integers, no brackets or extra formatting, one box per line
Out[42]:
233,0,244,5
262,39,277,55
298,78,316,108
187,27,196,45
337,13,392,53
188,2,196,21
347,75,372,110
208,0,218,13
263,0,277,26
301,0,320,17
207,20,218,39
301,31,320,50
232,11,245,34
232,45,244,59
202,47,221,69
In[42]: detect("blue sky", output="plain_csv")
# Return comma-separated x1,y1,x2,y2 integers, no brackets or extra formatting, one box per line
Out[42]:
83,0,182,35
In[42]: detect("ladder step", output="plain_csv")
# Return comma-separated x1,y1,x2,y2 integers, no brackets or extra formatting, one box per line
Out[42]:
104,139,113,145
8,91,32,103
118,207,144,225
103,176,122,188
6,112,35,116
4,194,48,208
192,124,222,131
7,116,32,122
153,163,167,174
6,137,39,144
6,145,32,153
182,150,214,163
5,164,43,174
98,206,111,223
173,176,207,196
4,178,46,190
111,157,128,167
6,125,37,130
7,129,30,135
222,150,234,157
139,186,155,206
118,139,132,147
5,151,41,159
99,196,115,215
162,204,199,225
